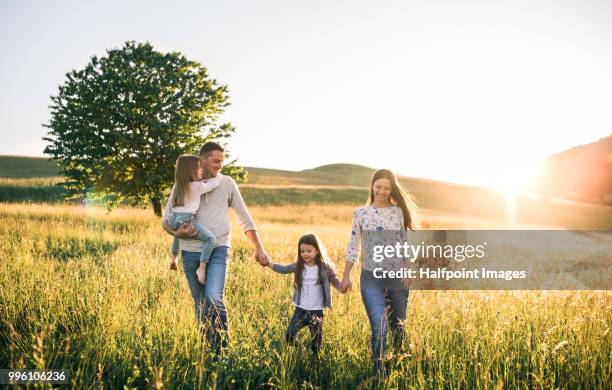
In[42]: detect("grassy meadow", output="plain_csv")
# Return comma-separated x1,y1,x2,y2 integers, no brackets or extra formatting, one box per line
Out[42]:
0,156,611,388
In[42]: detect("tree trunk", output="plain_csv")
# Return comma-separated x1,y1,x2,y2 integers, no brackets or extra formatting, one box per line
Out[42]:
151,197,162,217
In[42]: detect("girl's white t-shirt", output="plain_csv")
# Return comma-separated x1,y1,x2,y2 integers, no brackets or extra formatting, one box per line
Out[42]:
172,175,221,214
294,264,324,311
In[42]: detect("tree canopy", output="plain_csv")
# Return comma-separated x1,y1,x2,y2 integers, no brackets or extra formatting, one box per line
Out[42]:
44,41,245,215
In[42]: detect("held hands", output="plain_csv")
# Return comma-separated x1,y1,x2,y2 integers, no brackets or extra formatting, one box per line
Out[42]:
339,276,352,294
255,247,271,267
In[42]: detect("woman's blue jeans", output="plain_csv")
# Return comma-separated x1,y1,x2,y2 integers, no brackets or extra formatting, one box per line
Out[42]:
360,268,409,372
182,247,229,354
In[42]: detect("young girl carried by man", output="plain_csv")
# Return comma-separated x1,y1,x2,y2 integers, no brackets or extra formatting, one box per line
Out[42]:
167,154,220,284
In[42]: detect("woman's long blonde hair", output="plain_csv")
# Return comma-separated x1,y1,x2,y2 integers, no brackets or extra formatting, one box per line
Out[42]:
368,169,418,230
171,154,201,207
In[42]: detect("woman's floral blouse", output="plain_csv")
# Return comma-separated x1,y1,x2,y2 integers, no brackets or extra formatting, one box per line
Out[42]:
346,205,409,272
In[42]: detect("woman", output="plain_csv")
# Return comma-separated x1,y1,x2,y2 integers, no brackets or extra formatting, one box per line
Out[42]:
340,169,417,374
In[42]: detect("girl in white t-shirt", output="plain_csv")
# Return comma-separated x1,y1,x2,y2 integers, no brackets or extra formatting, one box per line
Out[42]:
168,154,221,283
265,233,345,355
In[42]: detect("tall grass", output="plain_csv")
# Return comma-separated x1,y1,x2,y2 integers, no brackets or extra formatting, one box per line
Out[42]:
0,203,610,388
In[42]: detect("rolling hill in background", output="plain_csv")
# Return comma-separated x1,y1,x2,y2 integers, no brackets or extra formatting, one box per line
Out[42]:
1,154,611,229
530,134,612,205
243,163,612,228
0,155,60,178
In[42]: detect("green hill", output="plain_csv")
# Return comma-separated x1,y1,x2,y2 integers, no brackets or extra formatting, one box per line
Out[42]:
1,156,611,228
0,156,60,178
243,163,374,186
244,163,612,228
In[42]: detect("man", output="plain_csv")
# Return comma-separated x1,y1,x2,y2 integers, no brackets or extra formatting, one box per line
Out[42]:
162,141,269,353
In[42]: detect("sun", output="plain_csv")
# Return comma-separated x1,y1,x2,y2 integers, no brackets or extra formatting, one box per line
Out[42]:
491,160,543,222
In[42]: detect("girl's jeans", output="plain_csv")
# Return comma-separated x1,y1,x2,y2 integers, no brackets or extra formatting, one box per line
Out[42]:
360,268,409,372
285,307,324,354
169,211,216,263
182,247,229,354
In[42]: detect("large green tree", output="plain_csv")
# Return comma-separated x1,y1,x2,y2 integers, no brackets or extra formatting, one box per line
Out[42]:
44,41,246,216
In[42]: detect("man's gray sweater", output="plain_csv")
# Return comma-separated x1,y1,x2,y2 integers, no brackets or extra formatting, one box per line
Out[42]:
162,175,257,252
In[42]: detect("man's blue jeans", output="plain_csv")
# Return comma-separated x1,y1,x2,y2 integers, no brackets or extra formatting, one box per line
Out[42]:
360,268,409,372
182,247,229,353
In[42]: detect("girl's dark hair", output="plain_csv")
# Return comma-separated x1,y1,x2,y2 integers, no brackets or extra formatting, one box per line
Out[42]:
368,169,418,231
294,233,335,288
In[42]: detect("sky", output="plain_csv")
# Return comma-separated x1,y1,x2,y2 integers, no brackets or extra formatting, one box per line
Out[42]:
1,0,611,189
